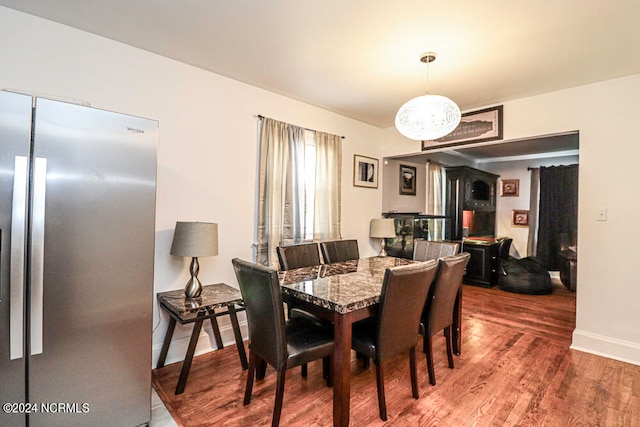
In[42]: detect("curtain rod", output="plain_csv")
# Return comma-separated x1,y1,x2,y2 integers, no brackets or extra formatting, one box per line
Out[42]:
257,114,345,139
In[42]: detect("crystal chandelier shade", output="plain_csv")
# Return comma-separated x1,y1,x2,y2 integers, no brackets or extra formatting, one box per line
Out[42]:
395,52,461,141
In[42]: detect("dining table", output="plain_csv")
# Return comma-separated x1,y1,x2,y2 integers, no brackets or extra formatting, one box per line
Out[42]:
278,255,463,427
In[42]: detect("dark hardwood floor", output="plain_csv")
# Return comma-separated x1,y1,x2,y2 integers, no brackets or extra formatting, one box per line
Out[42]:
152,280,640,426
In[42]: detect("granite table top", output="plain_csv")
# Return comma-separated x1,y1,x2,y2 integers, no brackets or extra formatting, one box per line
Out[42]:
157,283,244,320
278,256,417,314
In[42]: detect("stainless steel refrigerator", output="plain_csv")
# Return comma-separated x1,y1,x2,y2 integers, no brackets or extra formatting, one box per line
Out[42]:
0,90,157,426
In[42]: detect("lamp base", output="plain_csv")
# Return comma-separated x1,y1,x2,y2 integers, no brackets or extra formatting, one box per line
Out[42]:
184,257,203,298
378,239,389,257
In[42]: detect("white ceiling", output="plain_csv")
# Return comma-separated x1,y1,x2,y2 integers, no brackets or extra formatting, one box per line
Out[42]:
2,1,639,131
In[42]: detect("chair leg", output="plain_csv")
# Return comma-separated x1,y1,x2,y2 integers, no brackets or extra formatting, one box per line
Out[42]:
256,356,268,380
272,369,287,427
425,335,436,386
409,346,419,399
301,363,308,378
356,351,370,368
445,326,454,369
375,361,387,421
323,356,332,387
244,353,256,405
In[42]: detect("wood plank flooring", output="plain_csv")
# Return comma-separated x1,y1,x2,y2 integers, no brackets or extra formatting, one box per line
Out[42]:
152,281,640,426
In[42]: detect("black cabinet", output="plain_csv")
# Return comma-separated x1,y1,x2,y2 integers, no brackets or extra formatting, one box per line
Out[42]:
382,213,451,259
461,239,500,287
445,166,499,240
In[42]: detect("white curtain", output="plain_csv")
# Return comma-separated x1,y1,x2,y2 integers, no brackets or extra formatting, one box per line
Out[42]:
426,161,445,240
313,131,342,241
527,167,540,257
256,118,342,268
256,118,307,268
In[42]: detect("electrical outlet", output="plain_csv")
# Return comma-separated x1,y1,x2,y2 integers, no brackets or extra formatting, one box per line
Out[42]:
597,208,607,221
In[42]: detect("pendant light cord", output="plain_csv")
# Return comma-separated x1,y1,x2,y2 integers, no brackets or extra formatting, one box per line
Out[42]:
425,57,430,95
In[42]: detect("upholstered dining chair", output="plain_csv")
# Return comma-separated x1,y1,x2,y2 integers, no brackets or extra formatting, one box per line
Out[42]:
351,260,439,421
320,239,360,264
276,241,331,378
413,239,460,262
419,252,471,386
276,242,322,270
232,258,334,427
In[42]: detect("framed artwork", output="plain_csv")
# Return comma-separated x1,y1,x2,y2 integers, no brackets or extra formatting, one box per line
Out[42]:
512,210,529,227
399,164,417,195
422,105,504,150
353,154,378,188
501,179,520,197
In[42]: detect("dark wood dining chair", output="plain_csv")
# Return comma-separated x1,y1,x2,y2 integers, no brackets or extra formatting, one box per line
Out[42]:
320,239,360,264
276,242,322,270
232,258,334,427
351,260,439,421
419,252,471,385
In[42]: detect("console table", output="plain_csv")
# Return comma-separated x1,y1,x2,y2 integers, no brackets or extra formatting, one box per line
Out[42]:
461,238,500,287
156,283,248,394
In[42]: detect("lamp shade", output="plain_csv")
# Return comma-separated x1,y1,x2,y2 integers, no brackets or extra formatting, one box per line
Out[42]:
370,218,396,239
395,94,461,141
170,222,219,257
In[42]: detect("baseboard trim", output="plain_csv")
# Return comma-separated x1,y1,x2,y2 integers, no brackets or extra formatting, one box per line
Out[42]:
152,319,248,369
571,329,640,366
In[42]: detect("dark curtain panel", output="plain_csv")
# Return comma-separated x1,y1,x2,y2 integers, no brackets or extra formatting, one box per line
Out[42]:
536,164,579,270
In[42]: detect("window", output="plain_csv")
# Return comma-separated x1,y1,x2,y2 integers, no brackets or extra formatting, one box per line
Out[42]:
256,117,342,268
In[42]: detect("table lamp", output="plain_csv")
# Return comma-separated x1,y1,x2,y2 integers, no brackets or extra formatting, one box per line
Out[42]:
170,221,219,298
370,218,396,257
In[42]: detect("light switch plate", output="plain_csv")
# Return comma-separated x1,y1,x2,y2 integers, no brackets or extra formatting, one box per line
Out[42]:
597,208,607,221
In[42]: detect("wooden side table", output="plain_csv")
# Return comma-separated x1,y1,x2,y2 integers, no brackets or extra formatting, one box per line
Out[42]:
156,283,248,394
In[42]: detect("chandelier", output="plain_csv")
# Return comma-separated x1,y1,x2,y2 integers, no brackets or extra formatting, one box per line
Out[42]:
395,52,461,141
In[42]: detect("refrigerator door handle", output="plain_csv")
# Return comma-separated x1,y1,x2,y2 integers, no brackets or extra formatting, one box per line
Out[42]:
30,157,47,356
10,156,28,360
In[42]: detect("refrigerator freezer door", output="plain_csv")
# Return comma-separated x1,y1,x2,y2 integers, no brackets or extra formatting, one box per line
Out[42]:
0,90,33,427
29,98,157,426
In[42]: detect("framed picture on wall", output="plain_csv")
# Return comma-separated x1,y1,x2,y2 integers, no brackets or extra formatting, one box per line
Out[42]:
421,105,503,150
501,179,520,197
353,154,378,188
399,164,417,195
512,210,529,226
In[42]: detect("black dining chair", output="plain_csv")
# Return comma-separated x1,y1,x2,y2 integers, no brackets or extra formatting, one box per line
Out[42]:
419,252,471,386
351,260,439,421
276,242,322,270
232,258,334,427
320,239,360,264
276,242,332,378
413,239,460,261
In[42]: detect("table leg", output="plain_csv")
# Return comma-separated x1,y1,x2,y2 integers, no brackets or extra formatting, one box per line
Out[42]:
175,317,204,395
228,305,248,370
208,309,224,350
452,288,462,356
333,312,352,427
156,317,176,368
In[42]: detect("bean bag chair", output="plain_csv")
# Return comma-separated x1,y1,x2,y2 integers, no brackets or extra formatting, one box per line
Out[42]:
497,256,552,295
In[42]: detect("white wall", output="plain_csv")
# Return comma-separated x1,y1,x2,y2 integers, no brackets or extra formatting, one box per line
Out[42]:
0,7,385,365
381,158,426,213
385,76,640,365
